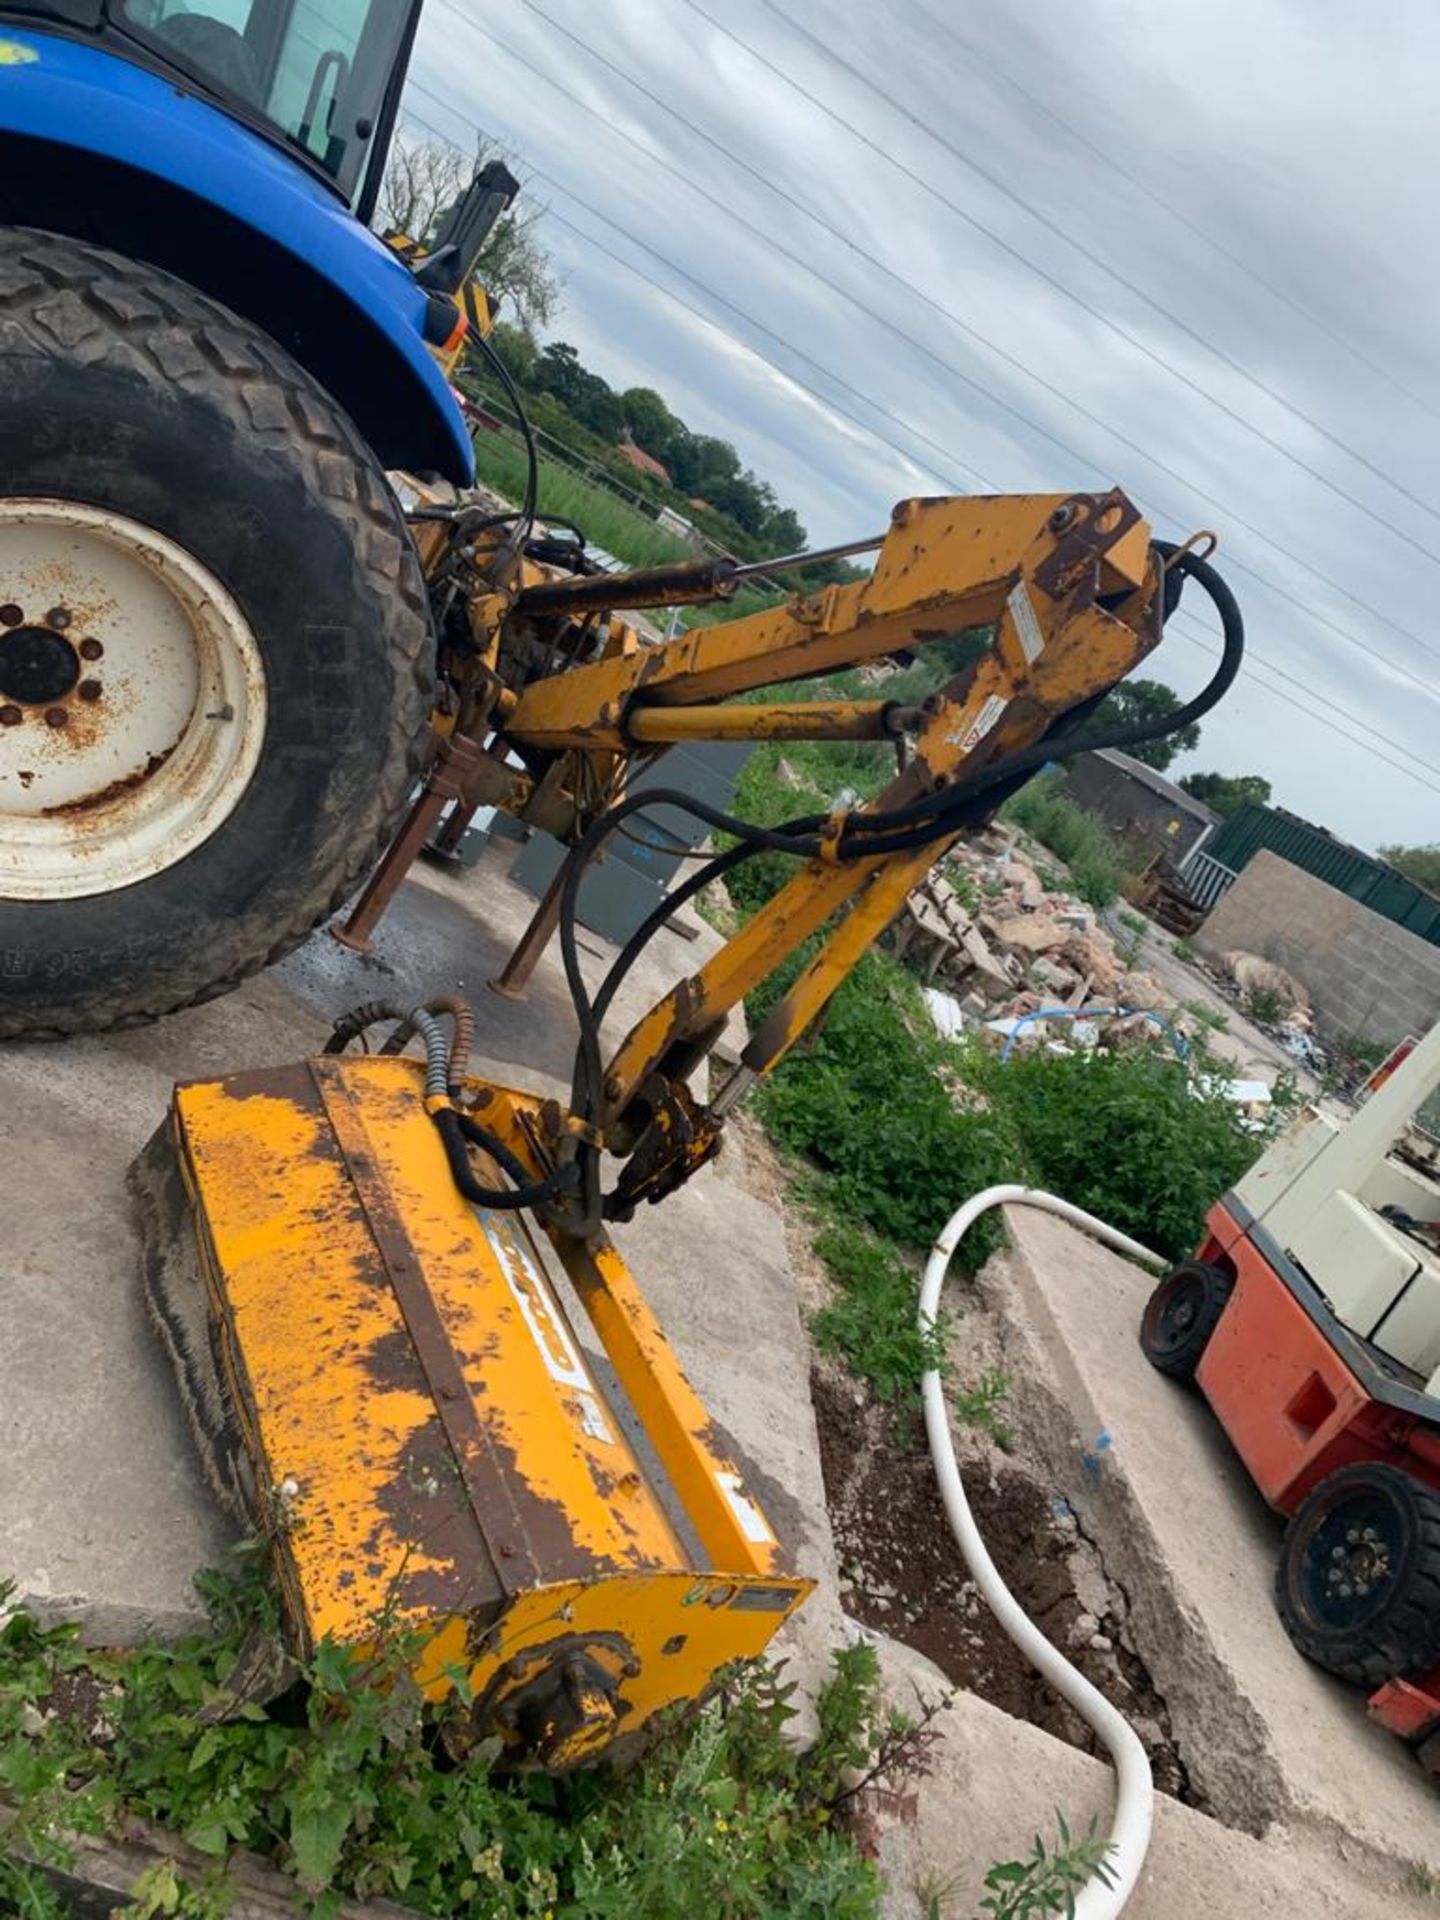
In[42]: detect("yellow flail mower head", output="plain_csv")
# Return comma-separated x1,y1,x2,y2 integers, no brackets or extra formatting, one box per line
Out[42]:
131,1013,810,1770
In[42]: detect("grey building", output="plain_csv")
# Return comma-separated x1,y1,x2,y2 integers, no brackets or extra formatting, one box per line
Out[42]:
1059,749,1217,865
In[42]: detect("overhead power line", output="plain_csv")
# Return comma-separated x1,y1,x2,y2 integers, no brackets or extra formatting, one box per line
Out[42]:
1169,611,1440,785
908,0,1440,430
1168,620,1440,802
411,18,1440,703
752,0,1440,552
398,97,984,491
400,86,1440,793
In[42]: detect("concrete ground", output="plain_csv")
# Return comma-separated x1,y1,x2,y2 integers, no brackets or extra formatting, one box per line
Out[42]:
968,1204,1438,1871
0,837,841,1692
3,835,1434,1913
874,1633,1434,1919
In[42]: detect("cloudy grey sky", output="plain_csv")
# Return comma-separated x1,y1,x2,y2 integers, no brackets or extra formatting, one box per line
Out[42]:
403,0,1440,853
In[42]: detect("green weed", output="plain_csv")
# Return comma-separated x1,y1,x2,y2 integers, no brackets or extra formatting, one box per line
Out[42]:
999,776,1138,909
1172,937,1198,964
1182,998,1229,1034
951,1370,1015,1453
0,1572,889,1919
1243,984,1289,1027
810,1220,948,1410
978,1812,1115,1917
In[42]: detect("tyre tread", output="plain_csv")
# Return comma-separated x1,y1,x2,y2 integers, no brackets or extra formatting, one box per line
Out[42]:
1277,1465,1440,1688
0,226,434,1037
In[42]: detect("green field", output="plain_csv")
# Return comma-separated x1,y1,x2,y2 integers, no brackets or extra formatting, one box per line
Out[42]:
470,427,692,570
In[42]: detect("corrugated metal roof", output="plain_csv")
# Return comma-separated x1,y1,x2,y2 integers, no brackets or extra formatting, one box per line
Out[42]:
1090,749,1218,823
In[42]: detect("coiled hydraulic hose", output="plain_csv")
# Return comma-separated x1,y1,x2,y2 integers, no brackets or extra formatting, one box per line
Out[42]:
325,997,577,1213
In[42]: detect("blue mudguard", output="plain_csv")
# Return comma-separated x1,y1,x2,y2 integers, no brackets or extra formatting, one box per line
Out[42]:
0,22,474,481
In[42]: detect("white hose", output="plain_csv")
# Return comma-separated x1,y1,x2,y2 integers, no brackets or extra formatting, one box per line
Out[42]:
920,1185,1168,1919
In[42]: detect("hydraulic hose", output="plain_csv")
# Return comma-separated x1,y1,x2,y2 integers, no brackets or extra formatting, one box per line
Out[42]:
919,1186,1167,1918
550,541,1242,1229
325,996,574,1213
433,1106,579,1212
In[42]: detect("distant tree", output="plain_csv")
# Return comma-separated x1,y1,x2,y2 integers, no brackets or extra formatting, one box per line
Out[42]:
375,135,558,334
1090,678,1200,772
1379,843,1440,894
1178,770,1272,818
764,506,807,555
484,320,538,388
532,341,625,438
621,386,683,463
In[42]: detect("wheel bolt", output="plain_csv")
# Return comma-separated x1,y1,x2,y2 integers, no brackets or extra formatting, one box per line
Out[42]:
0,704,21,726
78,638,103,661
1331,1546,1345,1560
1346,1529,1360,1544
78,680,102,702
1338,1582,1353,1597
0,604,21,627
44,708,68,729
45,607,71,630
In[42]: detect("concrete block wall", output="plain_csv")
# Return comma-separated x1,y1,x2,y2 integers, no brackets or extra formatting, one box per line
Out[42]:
1194,848,1440,1044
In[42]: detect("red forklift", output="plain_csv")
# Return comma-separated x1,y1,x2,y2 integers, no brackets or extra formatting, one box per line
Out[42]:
1140,1026,1440,1768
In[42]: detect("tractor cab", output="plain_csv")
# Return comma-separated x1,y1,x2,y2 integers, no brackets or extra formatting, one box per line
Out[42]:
4,0,420,210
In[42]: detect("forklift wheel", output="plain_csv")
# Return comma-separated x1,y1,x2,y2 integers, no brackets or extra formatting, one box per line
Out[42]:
1276,1463,1440,1689
1138,1260,1234,1380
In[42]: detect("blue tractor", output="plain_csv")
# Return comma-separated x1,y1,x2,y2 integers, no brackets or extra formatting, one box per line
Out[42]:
0,1,511,1034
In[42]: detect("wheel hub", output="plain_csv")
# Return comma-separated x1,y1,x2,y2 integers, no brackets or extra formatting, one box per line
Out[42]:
1302,1494,1403,1627
0,623,81,706
0,500,267,901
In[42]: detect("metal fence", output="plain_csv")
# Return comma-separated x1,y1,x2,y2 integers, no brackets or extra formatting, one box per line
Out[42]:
1178,847,1238,911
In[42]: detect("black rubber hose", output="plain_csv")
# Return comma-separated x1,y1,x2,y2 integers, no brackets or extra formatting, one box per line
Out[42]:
555,542,1244,1225
323,1000,409,1053
432,1106,579,1211
594,839,755,1027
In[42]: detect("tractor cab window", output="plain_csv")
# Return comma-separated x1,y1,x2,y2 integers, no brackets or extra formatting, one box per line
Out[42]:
114,0,413,201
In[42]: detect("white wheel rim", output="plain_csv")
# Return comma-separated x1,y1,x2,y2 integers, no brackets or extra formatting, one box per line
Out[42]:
0,500,267,901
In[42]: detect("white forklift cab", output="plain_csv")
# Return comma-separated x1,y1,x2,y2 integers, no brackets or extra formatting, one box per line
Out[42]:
1139,1022,1440,1763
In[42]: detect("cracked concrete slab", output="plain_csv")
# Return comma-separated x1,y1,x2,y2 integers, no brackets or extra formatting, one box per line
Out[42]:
973,1202,1438,1870
0,842,836,1694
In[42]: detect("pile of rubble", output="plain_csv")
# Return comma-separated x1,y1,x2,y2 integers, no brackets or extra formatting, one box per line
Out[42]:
1213,949,1325,1071
898,822,1173,1052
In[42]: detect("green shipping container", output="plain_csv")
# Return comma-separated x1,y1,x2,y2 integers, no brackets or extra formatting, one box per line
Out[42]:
1203,805,1440,947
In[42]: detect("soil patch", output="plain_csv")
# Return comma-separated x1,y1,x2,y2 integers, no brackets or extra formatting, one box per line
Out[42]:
812,1366,1201,1806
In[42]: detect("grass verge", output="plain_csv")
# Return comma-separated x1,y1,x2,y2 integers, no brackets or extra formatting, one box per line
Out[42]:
469,430,692,572
1,1567,896,1919
998,774,1139,909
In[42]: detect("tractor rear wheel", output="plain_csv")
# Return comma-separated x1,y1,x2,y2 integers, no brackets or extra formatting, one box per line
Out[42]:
0,228,433,1037
1276,1462,1440,1689
1138,1259,1234,1380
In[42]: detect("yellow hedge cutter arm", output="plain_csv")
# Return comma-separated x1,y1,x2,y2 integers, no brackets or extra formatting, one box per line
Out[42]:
134,488,1242,1767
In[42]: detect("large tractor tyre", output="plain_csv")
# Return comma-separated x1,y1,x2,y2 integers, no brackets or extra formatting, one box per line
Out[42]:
0,227,434,1038
1276,1462,1440,1689
1138,1259,1234,1381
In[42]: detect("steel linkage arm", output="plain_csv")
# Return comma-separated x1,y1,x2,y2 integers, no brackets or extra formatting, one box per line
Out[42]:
520,488,1166,1213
